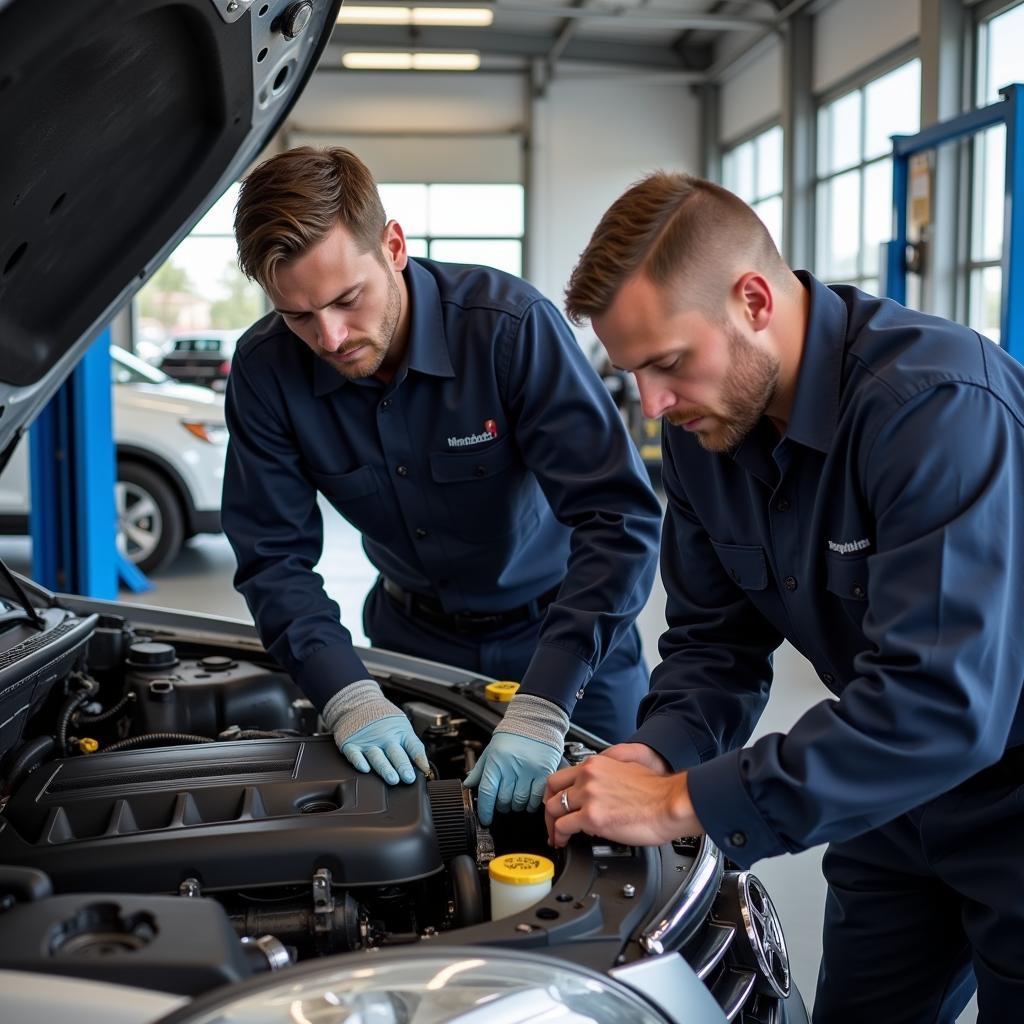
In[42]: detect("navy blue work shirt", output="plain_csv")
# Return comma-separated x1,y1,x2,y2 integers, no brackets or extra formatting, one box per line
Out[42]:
222,257,661,713
632,271,1024,866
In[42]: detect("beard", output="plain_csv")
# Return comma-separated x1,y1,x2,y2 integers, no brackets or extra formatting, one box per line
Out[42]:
667,324,779,453
321,270,402,380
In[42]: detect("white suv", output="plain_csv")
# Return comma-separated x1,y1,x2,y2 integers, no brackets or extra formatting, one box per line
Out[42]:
0,346,226,574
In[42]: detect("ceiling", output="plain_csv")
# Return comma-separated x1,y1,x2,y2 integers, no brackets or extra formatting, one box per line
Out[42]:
320,0,801,84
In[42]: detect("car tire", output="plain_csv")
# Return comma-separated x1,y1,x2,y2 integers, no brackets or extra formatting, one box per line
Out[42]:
115,461,185,575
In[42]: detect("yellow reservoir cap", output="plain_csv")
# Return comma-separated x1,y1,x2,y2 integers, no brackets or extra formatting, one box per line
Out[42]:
485,681,520,703
488,853,555,886
77,738,99,754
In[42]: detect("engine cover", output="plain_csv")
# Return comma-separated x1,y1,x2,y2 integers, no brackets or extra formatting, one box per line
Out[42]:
0,738,449,894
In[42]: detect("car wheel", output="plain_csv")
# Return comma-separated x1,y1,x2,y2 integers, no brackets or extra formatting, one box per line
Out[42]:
115,462,185,575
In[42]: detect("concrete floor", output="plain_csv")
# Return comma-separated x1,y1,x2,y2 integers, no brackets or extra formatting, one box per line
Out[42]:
0,500,978,1019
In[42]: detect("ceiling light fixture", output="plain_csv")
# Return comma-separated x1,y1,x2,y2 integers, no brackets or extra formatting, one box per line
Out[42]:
337,6,494,27
341,50,482,71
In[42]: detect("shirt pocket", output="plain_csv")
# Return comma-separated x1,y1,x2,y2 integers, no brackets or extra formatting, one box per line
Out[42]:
710,540,769,591
429,436,528,543
307,465,397,542
825,553,869,627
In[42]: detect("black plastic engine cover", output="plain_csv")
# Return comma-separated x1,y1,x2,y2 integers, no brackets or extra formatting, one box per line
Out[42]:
0,738,443,894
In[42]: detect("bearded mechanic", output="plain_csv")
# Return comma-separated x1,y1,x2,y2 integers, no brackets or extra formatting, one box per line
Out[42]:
547,172,1024,1022
220,147,661,825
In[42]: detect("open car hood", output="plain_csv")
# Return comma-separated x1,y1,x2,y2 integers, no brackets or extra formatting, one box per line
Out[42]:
0,0,341,452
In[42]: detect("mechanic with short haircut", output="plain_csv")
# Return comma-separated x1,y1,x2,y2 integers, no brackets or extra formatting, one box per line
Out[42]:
222,147,661,826
545,172,1024,1020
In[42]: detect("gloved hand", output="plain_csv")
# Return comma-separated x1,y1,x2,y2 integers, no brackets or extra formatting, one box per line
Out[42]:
323,680,430,785
464,693,569,826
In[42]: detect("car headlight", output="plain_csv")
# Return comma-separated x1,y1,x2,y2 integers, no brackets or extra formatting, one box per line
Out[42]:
155,947,670,1024
181,421,229,445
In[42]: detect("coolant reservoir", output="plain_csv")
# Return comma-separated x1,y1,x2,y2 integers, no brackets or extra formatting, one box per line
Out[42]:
484,681,520,706
488,853,554,920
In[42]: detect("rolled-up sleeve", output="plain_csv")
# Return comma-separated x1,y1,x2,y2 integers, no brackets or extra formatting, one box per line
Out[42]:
501,301,662,712
222,355,369,710
688,383,1024,864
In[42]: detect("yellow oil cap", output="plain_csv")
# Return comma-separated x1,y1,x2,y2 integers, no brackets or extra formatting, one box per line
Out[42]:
77,737,99,754
485,680,520,703
488,853,555,886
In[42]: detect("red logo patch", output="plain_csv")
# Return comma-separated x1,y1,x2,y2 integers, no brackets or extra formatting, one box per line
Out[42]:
484,419,499,438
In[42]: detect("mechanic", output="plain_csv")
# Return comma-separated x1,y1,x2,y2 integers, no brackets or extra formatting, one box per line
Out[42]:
221,147,661,827
546,171,1024,1021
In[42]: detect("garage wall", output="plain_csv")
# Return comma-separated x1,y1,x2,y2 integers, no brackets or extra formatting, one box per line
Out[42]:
720,41,783,144
813,0,919,93
530,77,700,316
281,70,700,314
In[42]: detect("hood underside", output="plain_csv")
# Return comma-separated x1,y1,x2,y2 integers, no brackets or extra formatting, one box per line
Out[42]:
0,0,341,446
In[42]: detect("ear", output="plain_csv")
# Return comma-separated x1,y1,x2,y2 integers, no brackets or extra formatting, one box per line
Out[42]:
382,219,408,272
735,272,773,331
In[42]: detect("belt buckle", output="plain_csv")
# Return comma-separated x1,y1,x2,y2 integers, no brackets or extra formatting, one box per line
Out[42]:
453,610,503,634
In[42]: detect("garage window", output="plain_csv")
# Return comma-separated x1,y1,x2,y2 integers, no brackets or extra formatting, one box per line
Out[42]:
722,125,784,251
133,183,266,364
967,1,1024,344
815,59,921,294
377,183,525,276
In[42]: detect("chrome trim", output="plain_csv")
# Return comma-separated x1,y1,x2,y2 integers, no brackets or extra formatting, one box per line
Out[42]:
714,969,758,1021
639,835,723,956
692,921,737,980
737,872,791,998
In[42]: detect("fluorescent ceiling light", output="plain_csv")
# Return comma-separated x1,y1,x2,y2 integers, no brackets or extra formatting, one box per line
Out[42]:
342,51,481,70
337,6,494,27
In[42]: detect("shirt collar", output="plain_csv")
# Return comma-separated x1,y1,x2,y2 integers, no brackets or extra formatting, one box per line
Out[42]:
312,258,455,397
778,270,847,455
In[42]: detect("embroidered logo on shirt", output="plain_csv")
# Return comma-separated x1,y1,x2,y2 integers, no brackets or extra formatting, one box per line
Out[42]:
827,538,871,555
447,420,499,448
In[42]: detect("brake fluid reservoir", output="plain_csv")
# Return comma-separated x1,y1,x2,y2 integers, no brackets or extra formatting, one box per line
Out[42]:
488,853,554,920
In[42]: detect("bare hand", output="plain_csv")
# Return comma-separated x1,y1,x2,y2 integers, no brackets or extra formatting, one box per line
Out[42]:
543,757,704,848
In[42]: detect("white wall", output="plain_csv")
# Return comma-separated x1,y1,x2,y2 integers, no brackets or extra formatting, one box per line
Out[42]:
530,78,701,312
813,0,919,94
720,41,783,144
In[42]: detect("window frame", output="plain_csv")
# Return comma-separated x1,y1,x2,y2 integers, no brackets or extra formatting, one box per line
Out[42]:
720,120,785,252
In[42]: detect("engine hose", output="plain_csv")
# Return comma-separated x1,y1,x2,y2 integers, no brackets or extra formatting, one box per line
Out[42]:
100,732,215,753
449,854,485,927
218,728,302,740
5,736,56,794
78,691,136,725
57,691,93,757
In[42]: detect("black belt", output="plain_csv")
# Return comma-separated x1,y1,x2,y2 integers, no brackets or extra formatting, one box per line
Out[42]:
382,577,560,635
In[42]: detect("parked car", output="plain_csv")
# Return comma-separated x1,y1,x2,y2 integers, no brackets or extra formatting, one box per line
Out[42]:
0,347,226,575
0,2,805,1022
159,330,240,391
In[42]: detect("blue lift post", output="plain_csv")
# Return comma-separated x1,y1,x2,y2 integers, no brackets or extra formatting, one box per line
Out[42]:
28,327,151,597
887,83,1024,358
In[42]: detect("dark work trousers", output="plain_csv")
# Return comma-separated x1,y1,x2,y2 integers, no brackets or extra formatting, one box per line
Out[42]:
362,577,649,743
813,744,1024,1023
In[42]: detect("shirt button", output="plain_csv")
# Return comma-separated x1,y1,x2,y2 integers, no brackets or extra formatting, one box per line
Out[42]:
783,575,798,592
576,689,585,700
414,528,428,539
851,584,866,599
473,465,487,478
775,497,791,512
729,831,747,848
380,398,392,410
396,465,409,477
821,672,835,686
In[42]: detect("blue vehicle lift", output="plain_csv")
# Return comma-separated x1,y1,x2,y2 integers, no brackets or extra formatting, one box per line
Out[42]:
887,83,1024,358
29,327,151,598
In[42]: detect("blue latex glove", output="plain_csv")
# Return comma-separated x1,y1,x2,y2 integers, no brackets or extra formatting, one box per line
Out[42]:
323,680,430,785
464,693,570,826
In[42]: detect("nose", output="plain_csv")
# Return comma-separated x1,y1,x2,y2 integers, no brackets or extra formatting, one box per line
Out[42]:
635,372,676,420
315,310,349,352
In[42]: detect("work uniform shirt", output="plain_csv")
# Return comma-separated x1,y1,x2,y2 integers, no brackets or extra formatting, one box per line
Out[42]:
222,257,661,712
632,271,1024,866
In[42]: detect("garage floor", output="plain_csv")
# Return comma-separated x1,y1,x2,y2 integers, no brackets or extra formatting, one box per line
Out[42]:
0,505,978,1019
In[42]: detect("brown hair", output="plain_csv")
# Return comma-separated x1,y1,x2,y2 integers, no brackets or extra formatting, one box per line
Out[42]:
564,172,786,326
235,146,386,290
